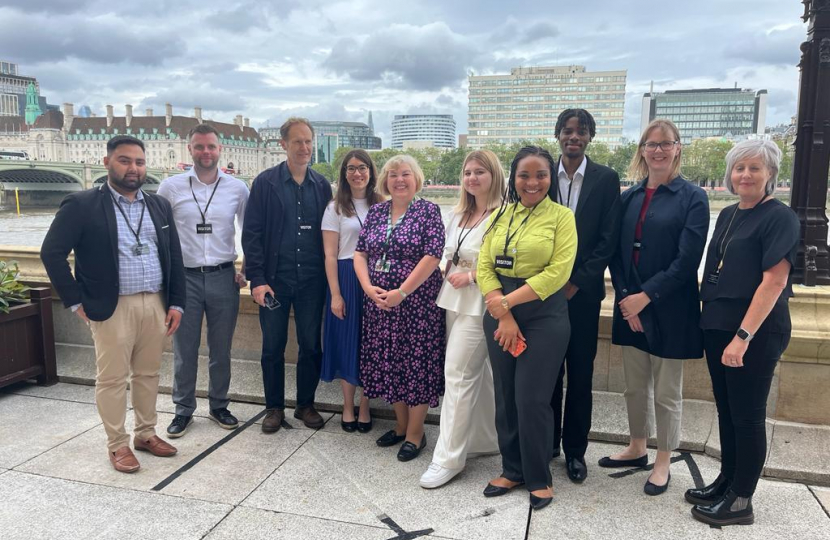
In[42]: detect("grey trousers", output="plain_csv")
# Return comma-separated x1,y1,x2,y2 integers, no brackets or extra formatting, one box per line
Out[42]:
172,266,239,416
621,346,684,452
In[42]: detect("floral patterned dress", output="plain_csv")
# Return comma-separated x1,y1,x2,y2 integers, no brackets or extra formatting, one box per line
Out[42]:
356,198,446,407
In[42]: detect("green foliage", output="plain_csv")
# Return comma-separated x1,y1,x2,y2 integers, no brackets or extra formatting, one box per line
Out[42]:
310,162,334,182
682,139,734,187
607,140,638,180
0,260,30,314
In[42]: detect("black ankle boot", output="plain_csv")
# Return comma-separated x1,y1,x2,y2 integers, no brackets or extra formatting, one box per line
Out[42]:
684,474,730,505
691,489,754,527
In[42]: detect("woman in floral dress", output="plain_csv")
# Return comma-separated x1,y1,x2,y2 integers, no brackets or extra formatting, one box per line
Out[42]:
354,154,446,463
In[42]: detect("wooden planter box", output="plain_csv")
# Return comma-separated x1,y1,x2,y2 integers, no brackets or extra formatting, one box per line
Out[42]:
0,287,58,389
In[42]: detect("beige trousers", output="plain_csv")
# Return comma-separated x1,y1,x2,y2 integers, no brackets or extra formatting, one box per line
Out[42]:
89,293,167,452
621,346,684,452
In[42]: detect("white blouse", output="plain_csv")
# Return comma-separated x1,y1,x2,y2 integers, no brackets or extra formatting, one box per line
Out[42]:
436,210,489,316
321,198,370,260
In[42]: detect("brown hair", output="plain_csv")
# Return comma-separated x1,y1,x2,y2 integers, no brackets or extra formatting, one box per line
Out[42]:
627,119,683,181
335,149,384,217
188,123,220,141
280,117,314,141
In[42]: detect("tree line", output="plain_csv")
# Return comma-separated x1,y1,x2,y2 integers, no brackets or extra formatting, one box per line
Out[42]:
311,138,795,188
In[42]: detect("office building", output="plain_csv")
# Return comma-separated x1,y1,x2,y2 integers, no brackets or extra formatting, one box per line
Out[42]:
258,115,381,164
467,65,626,149
391,114,456,149
641,87,768,144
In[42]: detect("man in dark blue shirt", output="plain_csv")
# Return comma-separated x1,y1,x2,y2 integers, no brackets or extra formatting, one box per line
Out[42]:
242,118,332,432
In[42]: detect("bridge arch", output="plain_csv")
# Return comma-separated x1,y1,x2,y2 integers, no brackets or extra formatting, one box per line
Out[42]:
0,165,84,192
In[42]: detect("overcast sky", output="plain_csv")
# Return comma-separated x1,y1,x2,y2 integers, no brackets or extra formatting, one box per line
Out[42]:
0,0,807,146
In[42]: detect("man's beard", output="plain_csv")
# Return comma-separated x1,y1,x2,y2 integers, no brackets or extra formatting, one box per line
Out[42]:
109,171,145,192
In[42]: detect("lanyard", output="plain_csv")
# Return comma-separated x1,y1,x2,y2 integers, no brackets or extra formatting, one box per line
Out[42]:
381,201,412,257
716,197,766,270
350,200,364,228
558,175,574,209
189,176,222,224
502,202,537,256
452,209,490,265
110,191,146,246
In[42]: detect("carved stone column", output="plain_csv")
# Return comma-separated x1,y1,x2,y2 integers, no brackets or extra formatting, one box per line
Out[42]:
791,0,830,285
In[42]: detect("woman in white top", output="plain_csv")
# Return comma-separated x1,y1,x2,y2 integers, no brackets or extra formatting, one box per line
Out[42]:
321,149,384,432
420,149,506,488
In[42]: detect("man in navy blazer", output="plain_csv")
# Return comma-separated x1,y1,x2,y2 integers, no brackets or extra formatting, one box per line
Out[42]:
242,117,333,433
41,135,185,473
548,109,621,483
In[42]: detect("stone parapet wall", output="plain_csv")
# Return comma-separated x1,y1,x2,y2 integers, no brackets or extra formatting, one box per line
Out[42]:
3,245,828,425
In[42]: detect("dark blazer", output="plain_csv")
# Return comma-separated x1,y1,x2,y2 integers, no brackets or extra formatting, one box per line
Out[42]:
40,183,186,322
609,176,709,359
242,161,333,290
549,156,621,303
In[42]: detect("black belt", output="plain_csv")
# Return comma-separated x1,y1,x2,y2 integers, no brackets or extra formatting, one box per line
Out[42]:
185,261,234,273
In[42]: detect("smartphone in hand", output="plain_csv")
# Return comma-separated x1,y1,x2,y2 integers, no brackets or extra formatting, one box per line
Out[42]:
263,293,281,310
509,338,527,358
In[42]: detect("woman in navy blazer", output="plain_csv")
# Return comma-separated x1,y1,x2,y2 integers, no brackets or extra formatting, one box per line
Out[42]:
600,119,709,496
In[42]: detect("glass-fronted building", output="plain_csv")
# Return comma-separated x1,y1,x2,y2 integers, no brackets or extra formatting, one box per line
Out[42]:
467,65,627,149
258,120,381,164
391,115,456,149
641,88,768,144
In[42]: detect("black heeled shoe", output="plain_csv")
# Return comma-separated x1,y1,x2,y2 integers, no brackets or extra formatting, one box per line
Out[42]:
483,479,524,497
530,492,553,510
341,419,357,432
644,473,671,496
356,414,372,433
685,474,730,505
691,490,754,527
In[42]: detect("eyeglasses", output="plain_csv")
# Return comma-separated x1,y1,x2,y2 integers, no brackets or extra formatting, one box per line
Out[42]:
346,165,369,174
642,141,679,152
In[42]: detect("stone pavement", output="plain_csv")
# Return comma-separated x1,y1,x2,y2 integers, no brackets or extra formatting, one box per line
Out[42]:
1,383,829,540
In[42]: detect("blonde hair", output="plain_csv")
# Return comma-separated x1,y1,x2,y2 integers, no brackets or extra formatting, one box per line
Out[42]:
453,150,506,214
378,154,424,195
627,119,683,181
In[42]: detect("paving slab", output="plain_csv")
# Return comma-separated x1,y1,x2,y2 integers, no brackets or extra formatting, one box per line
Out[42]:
0,471,231,540
0,393,101,468
15,411,305,493
205,506,395,540
529,442,830,540
589,391,715,451
1,380,98,403
811,486,830,516
765,421,830,484
243,420,530,540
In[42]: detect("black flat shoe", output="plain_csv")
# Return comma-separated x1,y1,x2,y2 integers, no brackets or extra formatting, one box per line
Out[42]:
551,447,561,460
356,417,373,433
483,480,524,497
341,419,357,432
397,435,426,462
530,493,553,510
691,490,754,527
597,454,648,468
376,429,406,447
566,456,587,484
685,474,730,505
644,473,671,496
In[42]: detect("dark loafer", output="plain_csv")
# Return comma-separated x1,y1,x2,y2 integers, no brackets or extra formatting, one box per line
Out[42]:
483,480,524,497
262,408,285,433
530,493,553,510
644,473,671,496
376,429,406,447
566,456,588,483
597,454,648,468
685,474,730,505
691,490,754,526
397,435,427,462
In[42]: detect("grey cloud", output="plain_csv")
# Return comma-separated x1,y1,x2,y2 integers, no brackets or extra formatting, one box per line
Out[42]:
140,86,247,114
724,26,804,67
491,19,559,46
322,22,479,91
1,0,90,14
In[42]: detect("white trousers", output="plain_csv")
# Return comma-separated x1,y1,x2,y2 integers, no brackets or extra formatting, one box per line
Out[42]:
432,310,499,469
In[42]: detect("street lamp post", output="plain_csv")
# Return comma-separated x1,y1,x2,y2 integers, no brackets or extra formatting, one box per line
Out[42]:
791,0,830,285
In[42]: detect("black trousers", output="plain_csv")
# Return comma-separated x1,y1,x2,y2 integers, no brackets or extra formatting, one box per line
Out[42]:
551,292,601,459
704,329,788,497
259,279,326,409
484,277,570,492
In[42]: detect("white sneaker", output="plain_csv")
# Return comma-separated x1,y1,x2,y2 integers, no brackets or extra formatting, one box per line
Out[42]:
420,462,462,489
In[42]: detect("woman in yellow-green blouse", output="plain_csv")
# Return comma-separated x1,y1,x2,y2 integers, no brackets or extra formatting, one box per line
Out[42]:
477,146,577,511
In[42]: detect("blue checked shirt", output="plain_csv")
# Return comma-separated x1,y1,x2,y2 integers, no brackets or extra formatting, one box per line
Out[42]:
110,190,164,295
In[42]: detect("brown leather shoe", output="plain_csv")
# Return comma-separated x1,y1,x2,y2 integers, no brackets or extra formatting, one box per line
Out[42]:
134,435,178,457
109,446,140,473
294,406,324,429
262,408,285,433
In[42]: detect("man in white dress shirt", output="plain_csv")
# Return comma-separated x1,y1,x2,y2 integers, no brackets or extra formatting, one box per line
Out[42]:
157,124,249,437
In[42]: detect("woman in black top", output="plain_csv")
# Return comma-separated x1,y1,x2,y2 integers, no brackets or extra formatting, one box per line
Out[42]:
687,139,800,527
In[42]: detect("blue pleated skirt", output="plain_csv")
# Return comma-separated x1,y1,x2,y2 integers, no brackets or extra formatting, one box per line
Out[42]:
321,258,362,386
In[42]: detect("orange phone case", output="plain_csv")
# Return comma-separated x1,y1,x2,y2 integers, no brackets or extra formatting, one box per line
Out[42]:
509,339,527,357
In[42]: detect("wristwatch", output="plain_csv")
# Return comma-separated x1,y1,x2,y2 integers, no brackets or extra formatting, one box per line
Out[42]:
736,328,754,342
500,296,510,311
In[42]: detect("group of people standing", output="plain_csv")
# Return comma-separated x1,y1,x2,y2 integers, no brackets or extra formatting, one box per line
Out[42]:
40,107,799,527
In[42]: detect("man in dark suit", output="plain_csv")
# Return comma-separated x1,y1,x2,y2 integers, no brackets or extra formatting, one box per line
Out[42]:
548,109,621,483
41,135,186,473
242,117,333,433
